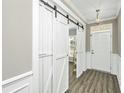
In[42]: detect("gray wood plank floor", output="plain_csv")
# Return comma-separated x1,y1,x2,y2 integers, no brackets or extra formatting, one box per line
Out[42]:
67,63,120,93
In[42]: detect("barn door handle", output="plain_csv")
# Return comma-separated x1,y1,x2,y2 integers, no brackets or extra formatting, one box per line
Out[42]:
91,50,94,54
56,55,68,60
39,53,53,58
39,53,46,56
91,52,94,54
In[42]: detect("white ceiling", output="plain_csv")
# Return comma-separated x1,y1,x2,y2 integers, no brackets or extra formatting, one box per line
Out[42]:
61,0,121,24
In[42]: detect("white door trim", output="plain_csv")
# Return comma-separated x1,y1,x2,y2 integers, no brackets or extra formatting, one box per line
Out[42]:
90,27,112,72
32,0,40,92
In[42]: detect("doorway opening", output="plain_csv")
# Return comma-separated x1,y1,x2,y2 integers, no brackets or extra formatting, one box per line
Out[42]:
69,27,77,84
69,28,77,70
68,21,85,92
68,27,77,93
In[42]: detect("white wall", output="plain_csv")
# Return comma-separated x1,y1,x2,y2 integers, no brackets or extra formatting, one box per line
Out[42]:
2,0,32,80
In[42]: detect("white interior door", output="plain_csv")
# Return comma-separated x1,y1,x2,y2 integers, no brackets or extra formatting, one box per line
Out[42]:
76,27,85,78
53,13,69,93
39,5,53,93
91,31,111,72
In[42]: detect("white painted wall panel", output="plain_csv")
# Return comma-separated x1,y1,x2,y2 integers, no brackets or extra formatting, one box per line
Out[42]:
111,54,119,75
2,72,33,93
111,54,121,86
86,52,91,69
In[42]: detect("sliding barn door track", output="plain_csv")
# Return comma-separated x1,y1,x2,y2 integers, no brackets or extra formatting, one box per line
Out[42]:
40,0,84,30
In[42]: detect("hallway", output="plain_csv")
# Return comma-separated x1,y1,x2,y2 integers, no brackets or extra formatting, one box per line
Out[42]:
2,0,121,93
68,63,120,93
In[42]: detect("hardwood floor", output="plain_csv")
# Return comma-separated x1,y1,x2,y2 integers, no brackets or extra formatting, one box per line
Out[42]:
67,63,121,93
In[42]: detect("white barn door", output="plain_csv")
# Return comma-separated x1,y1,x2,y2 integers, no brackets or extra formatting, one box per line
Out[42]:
39,5,53,93
91,31,111,72
76,27,85,78
53,13,69,93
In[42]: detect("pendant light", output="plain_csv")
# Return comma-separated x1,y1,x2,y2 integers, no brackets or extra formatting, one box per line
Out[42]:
96,9,100,23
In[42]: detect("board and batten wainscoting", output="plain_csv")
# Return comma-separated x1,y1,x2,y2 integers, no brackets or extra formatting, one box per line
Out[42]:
2,71,33,93
86,52,121,86
111,54,121,86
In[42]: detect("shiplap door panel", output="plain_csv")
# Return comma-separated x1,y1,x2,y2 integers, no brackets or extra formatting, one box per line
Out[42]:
39,5,53,93
91,31,111,72
53,13,69,93
76,28,85,78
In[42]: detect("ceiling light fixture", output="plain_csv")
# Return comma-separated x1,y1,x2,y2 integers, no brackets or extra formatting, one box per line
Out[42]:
96,9,100,23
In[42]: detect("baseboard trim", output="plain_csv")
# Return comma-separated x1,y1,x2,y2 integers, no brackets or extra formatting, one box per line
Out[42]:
2,71,33,86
